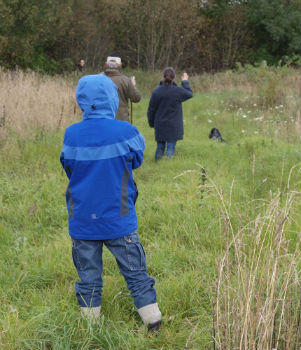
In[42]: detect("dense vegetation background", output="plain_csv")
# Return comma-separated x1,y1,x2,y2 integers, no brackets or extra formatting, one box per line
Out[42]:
0,0,300,73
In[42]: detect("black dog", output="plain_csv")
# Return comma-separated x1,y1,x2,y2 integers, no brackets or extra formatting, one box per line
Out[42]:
209,128,226,142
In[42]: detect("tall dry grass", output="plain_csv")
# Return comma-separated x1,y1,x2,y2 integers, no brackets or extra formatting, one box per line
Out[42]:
190,66,300,114
0,69,79,139
0,66,300,142
212,167,301,350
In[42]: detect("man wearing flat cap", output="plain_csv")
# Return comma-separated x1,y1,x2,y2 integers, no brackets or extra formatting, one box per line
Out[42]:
104,54,141,122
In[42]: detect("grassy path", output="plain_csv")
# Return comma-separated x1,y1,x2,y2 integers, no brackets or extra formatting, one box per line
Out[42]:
0,91,300,349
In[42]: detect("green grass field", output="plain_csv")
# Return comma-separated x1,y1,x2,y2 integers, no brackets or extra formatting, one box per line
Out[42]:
0,70,300,349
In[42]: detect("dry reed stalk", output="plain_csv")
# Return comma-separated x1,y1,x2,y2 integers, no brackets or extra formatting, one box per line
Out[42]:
210,167,301,350
295,109,301,145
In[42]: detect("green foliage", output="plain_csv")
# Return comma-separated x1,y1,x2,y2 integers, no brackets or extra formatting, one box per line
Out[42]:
281,54,301,67
247,0,301,64
31,53,74,74
0,0,73,72
0,0,300,73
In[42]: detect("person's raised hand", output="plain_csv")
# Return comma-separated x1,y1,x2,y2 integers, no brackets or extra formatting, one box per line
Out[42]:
131,76,136,86
181,72,189,81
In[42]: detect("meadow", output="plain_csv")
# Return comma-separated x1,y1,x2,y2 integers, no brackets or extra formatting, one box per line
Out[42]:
0,66,300,350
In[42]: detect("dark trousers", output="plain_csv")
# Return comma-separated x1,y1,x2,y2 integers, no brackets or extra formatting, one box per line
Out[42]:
155,141,177,160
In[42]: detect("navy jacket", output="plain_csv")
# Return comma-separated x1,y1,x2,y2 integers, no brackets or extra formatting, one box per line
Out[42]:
60,74,145,240
147,80,193,142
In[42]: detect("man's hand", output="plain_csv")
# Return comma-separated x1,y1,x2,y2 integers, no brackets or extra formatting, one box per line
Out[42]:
131,76,136,86
181,72,189,81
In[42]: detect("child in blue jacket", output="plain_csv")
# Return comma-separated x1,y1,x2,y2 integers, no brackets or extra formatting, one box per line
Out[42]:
60,74,161,330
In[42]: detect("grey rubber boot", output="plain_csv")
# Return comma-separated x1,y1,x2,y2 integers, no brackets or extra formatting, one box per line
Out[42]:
137,303,162,331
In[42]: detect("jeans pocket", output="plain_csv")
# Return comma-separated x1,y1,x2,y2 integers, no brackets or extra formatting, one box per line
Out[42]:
124,233,147,271
72,239,84,271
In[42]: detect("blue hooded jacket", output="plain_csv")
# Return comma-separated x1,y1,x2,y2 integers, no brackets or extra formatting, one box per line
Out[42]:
60,74,145,240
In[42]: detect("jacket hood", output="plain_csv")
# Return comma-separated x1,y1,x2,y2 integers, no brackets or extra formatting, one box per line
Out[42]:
76,74,119,120
159,80,177,86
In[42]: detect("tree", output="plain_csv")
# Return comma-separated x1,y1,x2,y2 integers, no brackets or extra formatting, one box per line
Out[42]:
0,0,299,73
198,0,251,71
116,0,200,70
247,0,301,64
0,0,72,71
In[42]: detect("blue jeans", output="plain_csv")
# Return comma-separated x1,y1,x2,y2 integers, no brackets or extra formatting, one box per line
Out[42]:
71,232,157,309
155,141,177,160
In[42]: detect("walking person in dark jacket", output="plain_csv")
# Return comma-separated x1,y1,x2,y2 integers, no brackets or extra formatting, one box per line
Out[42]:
60,74,161,330
147,67,193,160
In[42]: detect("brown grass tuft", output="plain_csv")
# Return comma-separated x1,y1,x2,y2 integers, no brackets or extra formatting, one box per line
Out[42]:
0,69,79,138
